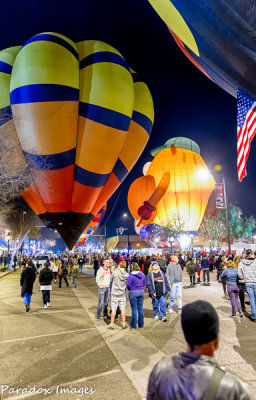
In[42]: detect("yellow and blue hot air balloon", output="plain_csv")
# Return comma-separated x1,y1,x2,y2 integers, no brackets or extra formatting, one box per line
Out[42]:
0,32,154,248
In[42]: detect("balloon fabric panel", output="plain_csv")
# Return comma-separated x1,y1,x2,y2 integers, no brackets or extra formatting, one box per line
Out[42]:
148,0,256,99
0,33,154,249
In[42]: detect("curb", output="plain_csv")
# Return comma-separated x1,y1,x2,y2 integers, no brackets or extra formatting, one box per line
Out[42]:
0,268,19,279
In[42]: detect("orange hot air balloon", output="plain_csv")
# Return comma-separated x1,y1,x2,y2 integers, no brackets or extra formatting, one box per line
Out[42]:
0,33,154,249
128,137,216,231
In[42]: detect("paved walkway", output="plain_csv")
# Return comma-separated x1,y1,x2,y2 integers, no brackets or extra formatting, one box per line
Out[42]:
0,270,256,399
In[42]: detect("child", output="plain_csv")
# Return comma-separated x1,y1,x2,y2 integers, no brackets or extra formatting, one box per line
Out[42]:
146,261,170,322
71,263,79,290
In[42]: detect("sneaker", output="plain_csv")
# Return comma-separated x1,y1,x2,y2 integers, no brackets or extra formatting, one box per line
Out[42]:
154,315,159,321
43,304,47,309
121,322,128,329
240,313,244,317
168,308,173,314
103,314,111,320
108,323,114,330
95,316,101,321
46,302,50,307
231,314,236,317
162,317,167,322
25,305,30,312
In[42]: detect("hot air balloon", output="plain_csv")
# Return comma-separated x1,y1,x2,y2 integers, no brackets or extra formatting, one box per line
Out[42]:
148,0,256,180
76,204,107,246
0,32,154,249
128,137,216,232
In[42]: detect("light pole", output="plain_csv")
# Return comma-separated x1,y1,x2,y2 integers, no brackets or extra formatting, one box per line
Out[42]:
195,167,231,254
123,213,130,253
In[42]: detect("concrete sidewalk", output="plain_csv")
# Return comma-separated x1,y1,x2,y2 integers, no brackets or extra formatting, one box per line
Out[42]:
1,271,256,399
73,272,256,399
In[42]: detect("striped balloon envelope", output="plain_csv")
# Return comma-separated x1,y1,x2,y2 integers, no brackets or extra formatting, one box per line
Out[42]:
0,32,154,248
76,204,107,246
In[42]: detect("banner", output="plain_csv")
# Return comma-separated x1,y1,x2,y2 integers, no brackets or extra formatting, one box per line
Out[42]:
215,183,225,209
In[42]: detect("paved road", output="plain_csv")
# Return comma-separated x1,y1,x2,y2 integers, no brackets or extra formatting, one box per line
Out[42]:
0,270,256,399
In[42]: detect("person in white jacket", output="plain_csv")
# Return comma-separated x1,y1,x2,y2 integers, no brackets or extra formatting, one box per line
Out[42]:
96,259,111,320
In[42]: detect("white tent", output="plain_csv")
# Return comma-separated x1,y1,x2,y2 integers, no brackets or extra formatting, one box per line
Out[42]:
231,241,256,251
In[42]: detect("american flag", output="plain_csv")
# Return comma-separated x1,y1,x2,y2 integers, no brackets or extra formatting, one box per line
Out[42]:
237,90,256,181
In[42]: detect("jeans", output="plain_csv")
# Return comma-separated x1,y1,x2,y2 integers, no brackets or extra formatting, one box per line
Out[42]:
71,277,77,288
97,287,110,317
190,276,195,285
129,290,144,329
227,285,242,315
169,282,182,311
59,275,69,287
203,269,210,283
42,290,50,305
23,293,32,306
245,284,256,320
53,272,57,280
152,295,166,318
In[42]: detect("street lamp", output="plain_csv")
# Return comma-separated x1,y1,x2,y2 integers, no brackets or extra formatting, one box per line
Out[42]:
122,213,130,253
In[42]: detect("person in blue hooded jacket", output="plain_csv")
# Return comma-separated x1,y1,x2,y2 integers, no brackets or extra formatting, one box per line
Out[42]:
127,262,146,330
146,261,170,322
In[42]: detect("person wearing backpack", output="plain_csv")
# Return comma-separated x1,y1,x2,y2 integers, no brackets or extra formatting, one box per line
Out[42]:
147,300,253,400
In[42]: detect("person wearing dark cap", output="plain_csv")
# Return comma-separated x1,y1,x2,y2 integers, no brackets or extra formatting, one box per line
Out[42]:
238,249,256,322
39,261,54,309
147,300,253,400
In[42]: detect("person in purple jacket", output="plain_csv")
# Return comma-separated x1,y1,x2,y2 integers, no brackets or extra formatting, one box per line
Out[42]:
127,262,146,330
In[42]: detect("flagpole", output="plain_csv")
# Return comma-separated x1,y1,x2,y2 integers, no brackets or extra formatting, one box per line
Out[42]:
223,176,231,254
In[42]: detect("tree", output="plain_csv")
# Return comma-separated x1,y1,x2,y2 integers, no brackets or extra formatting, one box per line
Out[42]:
199,204,256,247
155,212,186,249
199,215,227,249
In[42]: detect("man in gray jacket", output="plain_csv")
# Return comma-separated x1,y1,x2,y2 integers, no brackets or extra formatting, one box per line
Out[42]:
238,250,256,321
108,261,129,330
147,300,253,400
166,256,183,314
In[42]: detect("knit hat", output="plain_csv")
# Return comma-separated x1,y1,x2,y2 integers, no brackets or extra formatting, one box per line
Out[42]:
181,300,219,346
151,261,159,268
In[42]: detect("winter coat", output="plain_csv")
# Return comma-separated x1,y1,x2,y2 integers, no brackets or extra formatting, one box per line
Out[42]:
127,271,146,291
61,259,68,276
143,260,151,276
111,268,129,296
186,261,196,276
147,352,253,400
39,267,53,286
221,267,238,286
238,258,256,284
166,263,183,285
96,266,110,288
146,271,170,298
20,266,36,297
217,261,226,273
158,258,166,273
71,265,79,278
201,258,210,270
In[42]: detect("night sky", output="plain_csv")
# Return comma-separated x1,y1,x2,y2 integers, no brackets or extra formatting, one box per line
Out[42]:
1,0,254,240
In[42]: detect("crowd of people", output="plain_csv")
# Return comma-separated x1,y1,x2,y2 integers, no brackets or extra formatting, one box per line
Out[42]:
16,248,256,398
18,247,256,325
